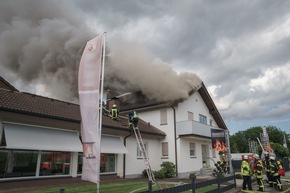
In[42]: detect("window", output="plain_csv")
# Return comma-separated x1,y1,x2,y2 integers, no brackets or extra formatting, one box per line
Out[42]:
199,114,207,124
160,109,167,125
188,111,194,121
137,142,148,157
189,143,195,157
210,119,213,126
40,151,71,176
162,142,168,157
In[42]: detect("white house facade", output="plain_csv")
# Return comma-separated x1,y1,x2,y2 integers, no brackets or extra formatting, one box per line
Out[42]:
121,82,228,178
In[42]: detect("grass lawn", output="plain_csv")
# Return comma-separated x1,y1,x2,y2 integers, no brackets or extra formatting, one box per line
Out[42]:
24,180,218,193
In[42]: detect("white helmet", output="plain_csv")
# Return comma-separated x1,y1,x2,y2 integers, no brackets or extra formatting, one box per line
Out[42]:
254,154,260,159
112,104,117,107
264,151,269,155
269,156,275,161
244,155,248,159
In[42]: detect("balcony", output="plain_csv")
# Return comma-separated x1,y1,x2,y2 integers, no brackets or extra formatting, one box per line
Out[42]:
176,120,223,138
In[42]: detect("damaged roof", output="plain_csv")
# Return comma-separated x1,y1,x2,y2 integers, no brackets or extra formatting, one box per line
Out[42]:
0,76,166,137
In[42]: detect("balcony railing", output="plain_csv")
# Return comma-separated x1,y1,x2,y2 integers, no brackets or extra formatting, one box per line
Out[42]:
176,120,223,137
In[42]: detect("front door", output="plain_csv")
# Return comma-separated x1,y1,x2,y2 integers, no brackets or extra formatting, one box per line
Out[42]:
201,145,209,167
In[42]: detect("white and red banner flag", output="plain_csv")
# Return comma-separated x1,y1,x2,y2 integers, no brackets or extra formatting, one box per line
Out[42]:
78,35,104,184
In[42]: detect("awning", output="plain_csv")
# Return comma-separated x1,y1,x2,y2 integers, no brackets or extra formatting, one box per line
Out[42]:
2,123,129,154
101,135,128,154
3,123,83,152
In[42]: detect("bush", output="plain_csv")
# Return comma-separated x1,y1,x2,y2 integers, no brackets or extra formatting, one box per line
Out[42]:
189,173,196,180
235,173,242,179
141,169,148,178
160,161,176,178
154,170,165,179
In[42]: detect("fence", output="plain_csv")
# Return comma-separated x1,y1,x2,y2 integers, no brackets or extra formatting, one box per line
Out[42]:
48,175,236,193
140,174,236,193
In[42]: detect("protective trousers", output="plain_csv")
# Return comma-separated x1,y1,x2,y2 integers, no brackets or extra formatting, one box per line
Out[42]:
273,175,282,191
242,175,252,190
256,177,265,192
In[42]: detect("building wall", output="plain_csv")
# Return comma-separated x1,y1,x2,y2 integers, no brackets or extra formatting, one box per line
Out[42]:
177,92,217,127
124,136,161,178
136,92,223,177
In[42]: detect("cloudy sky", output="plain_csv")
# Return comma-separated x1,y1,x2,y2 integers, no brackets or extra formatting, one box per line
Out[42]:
1,0,290,134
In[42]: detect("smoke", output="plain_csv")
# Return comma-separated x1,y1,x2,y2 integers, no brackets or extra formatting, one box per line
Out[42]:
0,0,202,103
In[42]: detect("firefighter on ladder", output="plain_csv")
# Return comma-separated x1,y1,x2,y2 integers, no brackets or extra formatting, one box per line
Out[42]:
128,111,139,131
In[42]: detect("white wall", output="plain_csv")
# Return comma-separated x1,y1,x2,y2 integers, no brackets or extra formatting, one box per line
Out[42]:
124,136,161,178
177,92,217,127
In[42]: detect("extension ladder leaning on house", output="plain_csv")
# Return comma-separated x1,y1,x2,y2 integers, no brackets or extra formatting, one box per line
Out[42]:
132,125,156,182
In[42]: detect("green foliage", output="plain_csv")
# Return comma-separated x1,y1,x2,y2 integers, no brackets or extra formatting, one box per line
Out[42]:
154,170,165,179
141,169,148,178
189,173,196,180
141,161,176,179
270,142,290,158
212,161,227,177
160,161,176,178
235,173,242,179
230,125,290,156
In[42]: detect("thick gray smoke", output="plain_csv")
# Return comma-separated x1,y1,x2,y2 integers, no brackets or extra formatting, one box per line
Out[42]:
0,0,202,103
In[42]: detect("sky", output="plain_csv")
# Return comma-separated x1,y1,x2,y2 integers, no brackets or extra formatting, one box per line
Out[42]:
0,0,290,135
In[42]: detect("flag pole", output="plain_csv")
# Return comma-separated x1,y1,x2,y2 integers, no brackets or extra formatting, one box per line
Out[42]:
97,32,106,193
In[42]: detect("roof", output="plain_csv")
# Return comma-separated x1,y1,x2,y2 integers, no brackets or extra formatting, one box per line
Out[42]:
0,76,166,137
120,82,228,130
0,76,18,91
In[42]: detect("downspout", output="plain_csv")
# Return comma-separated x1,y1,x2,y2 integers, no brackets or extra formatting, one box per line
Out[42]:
171,106,178,176
123,131,132,178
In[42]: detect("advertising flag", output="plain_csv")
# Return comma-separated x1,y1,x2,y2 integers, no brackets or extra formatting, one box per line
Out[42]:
211,129,227,153
78,35,104,184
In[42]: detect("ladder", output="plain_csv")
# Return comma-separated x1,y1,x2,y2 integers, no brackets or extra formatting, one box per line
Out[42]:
248,140,258,154
132,125,155,182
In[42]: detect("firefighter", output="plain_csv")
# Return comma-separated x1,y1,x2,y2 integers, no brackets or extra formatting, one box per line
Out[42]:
241,155,253,190
128,111,139,131
270,155,283,191
253,154,265,192
263,151,272,186
110,104,119,120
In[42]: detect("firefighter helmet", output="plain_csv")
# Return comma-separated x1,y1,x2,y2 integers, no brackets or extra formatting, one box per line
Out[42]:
269,156,275,160
254,154,260,159
244,155,248,160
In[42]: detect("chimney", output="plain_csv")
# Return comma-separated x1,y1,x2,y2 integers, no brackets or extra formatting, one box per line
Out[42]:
107,97,120,111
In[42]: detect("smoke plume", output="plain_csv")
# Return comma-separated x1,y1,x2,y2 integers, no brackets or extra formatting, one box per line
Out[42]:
0,0,202,103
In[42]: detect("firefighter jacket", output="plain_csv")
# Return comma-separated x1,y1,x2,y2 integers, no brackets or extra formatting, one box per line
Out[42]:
110,107,119,119
254,160,263,178
263,156,271,172
241,160,251,176
270,160,279,177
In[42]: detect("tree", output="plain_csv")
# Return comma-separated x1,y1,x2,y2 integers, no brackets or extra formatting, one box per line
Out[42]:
229,125,290,158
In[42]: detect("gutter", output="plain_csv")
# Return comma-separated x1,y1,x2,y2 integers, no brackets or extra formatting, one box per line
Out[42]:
123,131,132,178
171,106,178,177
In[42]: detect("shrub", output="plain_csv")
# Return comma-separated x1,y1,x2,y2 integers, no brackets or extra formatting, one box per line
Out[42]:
235,173,242,179
154,170,165,179
189,173,196,180
141,169,148,178
160,161,176,178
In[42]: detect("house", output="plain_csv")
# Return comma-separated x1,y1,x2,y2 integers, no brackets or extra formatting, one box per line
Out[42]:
0,75,228,181
120,82,228,178
0,76,165,181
